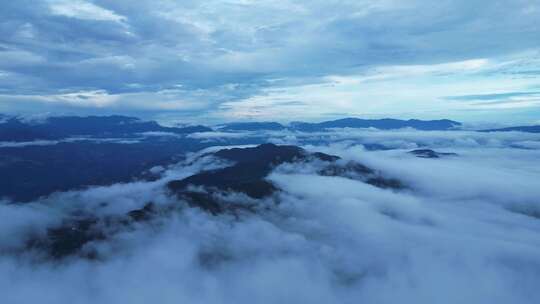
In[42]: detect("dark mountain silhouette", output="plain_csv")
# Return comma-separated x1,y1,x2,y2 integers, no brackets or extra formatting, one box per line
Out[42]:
168,144,403,214
0,138,208,202
0,118,53,141
22,144,403,260
408,149,458,158
26,202,159,260
291,118,462,131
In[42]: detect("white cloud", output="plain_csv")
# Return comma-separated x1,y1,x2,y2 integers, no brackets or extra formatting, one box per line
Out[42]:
48,0,127,23
214,54,540,123
1,130,540,302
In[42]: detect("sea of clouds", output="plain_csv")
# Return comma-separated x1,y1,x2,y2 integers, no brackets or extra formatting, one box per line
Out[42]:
1,129,540,303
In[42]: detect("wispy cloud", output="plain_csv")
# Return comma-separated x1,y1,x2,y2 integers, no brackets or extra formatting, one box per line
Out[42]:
48,0,127,23
446,91,540,101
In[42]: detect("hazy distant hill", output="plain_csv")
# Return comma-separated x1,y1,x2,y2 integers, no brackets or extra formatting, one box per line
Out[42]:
1,115,464,142
0,115,211,142
290,118,462,131
217,118,462,132
482,125,540,133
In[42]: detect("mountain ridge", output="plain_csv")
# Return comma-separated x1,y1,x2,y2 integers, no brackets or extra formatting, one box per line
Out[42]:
0,115,211,142
289,118,462,131
481,125,540,133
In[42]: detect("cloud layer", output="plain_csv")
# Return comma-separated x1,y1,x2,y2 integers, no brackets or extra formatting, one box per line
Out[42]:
1,129,540,303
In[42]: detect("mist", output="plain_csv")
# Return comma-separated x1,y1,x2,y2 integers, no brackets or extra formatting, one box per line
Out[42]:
1,129,540,303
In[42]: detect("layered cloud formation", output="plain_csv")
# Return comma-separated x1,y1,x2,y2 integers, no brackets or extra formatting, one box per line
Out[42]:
1,129,540,303
0,1,539,122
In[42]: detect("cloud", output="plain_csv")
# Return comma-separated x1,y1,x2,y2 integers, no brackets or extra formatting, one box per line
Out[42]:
212,55,540,123
1,130,540,302
48,0,127,23
238,127,540,150
0,1,539,122
0,89,217,116
444,90,540,110
446,91,540,101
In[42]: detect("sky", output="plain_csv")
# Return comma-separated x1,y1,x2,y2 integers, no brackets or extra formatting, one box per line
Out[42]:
0,0,539,124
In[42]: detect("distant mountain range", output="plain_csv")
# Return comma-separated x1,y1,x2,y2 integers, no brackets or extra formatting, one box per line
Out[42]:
218,118,462,131
481,125,540,133
289,118,462,131
0,115,211,142
2,114,539,143
0,116,465,142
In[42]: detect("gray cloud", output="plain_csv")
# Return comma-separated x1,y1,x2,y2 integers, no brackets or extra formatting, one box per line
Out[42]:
0,1,539,120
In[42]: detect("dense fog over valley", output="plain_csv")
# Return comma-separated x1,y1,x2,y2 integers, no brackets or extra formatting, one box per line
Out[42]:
1,121,540,303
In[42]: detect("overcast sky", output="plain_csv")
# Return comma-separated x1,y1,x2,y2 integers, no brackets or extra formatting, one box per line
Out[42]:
1,0,539,124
